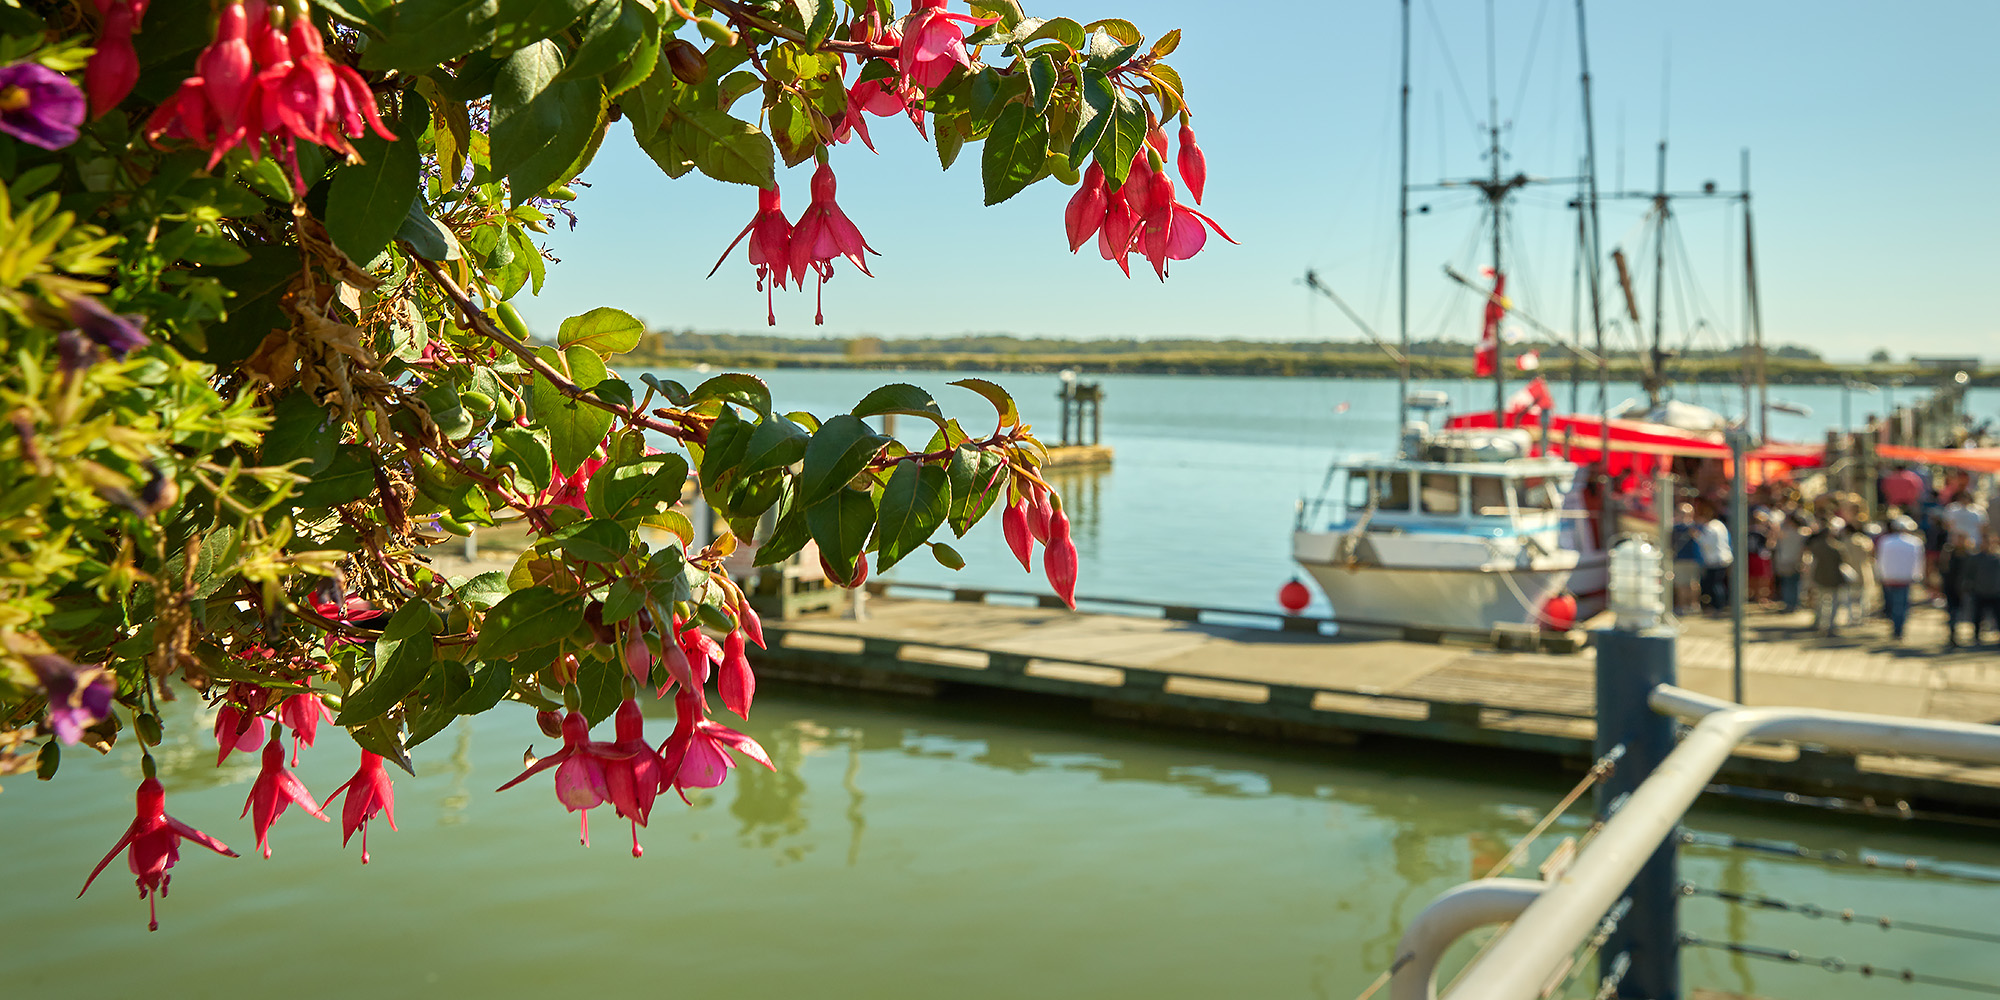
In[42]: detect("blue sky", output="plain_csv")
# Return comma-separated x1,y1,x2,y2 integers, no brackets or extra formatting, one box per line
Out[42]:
513,1,2000,361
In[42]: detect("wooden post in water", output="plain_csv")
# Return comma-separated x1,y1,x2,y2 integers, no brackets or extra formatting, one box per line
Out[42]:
1594,619,1680,1000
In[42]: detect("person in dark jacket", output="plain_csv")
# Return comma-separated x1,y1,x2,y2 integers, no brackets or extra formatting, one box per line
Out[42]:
1967,534,2000,647
1941,537,1974,649
1807,519,1850,637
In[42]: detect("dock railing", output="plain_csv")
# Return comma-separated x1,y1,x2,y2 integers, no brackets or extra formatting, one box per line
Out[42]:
1390,679,2000,1000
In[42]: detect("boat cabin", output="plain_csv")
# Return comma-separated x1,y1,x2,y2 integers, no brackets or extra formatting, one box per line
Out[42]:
1335,459,1573,524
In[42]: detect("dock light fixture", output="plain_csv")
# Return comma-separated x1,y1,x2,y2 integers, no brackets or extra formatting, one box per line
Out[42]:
1609,537,1665,632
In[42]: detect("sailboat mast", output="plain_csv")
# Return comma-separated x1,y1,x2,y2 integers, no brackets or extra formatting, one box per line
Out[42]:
1488,1,1506,418
1742,149,1767,444
1398,0,1412,438
1648,139,1668,409
1574,0,1609,472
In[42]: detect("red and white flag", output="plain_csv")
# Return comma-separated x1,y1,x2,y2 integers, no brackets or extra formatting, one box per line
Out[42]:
1475,272,1507,377
1516,350,1541,372
1504,375,1555,423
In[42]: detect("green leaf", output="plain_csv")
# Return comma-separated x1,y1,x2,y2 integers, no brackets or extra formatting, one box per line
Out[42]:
602,578,646,623
698,406,754,493
492,426,554,493
1096,88,1147,185
948,377,1019,428
852,383,948,428
359,0,501,74
936,112,966,170
397,197,463,260
1024,16,1085,50
490,0,593,55
806,488,875,581
261,391,338,475
665,106,776,188
1083,18,1142,46
551,518,631,563
450,661,515,714
490,40,565,179
1028,54,1057,114
586,453,688,521
981,102,1048,206
738,414,810,477
873,463,950,571
338,600,440,724
295,444,376,508
476,586,584,659
507,80,607,204
605,29,661,99
557,0,649,82
456,571,512,609
948,445,1005,536
798,414,888,508
527,345,613,474
753,499,811,566
574,656,624,725
420,381,476,440
690,372,773,417
325,98,421,263
557,306,646,357
1068,68,1115,164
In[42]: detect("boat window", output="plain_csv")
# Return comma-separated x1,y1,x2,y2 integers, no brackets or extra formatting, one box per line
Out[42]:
1469,476,1509,516
1518,476,1562,509
1420,473,1461,514
1377,471,1412,511
1345,472,1371,509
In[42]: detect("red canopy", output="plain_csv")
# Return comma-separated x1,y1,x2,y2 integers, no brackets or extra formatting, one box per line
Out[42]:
1447,410,1825,479
1878,444,2000,474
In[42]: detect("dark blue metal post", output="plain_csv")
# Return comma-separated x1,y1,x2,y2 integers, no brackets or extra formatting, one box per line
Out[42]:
1594,625,1680,1000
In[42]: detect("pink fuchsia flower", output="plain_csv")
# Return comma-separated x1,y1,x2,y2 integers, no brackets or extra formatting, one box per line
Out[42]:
1176,121,1207,203
1002,497,1033,571
85,1,143,119
323,751,397,863
539,452,605,512
818,550,869,589
718,629,755,718
25,653,113,745
1064,162,1109,253
1135,165,1236,281
1097,187,1139,277
595,698,663,857
1044,506,1078,609
81,775,239,931
213,685,272,766
241,731,328,858
789,162,880,325
897,0,998,91
277,691,329,765
709,186,795,326
496,710,635,847
0,62,86,150
659,688,774,797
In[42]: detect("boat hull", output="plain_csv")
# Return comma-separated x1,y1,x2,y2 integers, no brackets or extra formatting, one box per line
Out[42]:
1295,530,1593,632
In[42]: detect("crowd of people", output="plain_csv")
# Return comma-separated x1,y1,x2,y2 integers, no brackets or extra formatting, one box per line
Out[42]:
1667,465,2000,648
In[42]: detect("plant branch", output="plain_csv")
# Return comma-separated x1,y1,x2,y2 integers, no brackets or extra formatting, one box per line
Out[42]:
410,253,694,443
704,0,899,58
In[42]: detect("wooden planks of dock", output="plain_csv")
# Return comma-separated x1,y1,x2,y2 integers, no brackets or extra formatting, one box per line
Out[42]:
752,585,2000,814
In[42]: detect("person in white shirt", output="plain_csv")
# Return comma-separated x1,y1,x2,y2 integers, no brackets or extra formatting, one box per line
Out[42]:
1693,510,1733,612
1875,516,1925,641
1943,498,1987,545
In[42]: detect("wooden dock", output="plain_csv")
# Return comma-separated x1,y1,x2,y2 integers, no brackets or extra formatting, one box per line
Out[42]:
752,584,2000,814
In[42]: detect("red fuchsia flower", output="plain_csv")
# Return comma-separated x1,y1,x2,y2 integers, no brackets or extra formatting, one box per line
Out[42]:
710,186,795,326
718,628,755,718
81,775,238,931
1135,160,1236,281
1097,184,1140,277
1026,481,1053,544
834,13,924,149
898,0,998,91
1002,497,1033,571
496,710,634,847
277,691,329,765
323,751,396,863
0,61,86,150
596,698,663,857
622,620,653,684
1044,506,1078,609
539,453,605,513
213,689,270,766
653,619,699,700
241,731,328,858
819,550,869,589
25,653,113,745
659,687,774,797
789,162,880,325
85,0,144,119
1064,161,1109,253
1177,121,1207,203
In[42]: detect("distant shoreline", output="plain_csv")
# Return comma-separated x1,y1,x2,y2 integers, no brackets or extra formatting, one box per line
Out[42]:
620,350,1992,386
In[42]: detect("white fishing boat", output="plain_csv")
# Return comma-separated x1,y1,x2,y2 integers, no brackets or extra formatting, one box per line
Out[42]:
1294,395,1601,632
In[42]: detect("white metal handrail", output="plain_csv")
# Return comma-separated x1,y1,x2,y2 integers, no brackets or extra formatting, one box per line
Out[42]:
1393,686,2000,1000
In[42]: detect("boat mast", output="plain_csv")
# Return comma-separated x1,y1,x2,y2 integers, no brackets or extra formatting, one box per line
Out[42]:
1574,0,1610,475
1742,149,1767,443
1398,0,1412,438
1486,0,1506,418
1646,139,1669,409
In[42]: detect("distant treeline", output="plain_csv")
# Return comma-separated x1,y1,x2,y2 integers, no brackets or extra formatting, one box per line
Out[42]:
619,331,1987,385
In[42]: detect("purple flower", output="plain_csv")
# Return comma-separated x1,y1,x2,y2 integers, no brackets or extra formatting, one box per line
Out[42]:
27,653,113,744
0,62,85,150
65,295,149,358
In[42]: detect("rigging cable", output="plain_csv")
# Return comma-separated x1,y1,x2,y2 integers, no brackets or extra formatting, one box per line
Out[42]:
1680,933,2000,997
1679,829,2000,886
1506,0,1555,125
1680,884,2000,946
1421,0,1485,137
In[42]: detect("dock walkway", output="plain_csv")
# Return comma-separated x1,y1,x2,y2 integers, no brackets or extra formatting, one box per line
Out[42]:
751,585,2000,812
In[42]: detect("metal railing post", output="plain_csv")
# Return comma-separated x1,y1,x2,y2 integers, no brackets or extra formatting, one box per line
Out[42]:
1593,624,1679,1000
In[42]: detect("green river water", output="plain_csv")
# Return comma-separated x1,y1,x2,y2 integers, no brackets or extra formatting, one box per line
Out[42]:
6,372,1998,997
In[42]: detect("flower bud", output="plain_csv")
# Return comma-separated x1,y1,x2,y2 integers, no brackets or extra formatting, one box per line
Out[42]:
536,709,564,739
1176,121,1207,204
37,739,60,780
1044,509,1078,609
931,541,966,570
1002,499,1034,571
136,712,163,746
665,39,710,86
